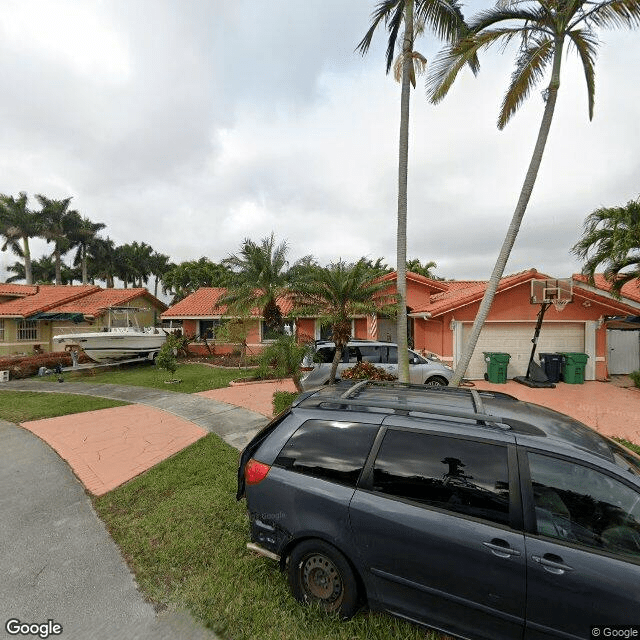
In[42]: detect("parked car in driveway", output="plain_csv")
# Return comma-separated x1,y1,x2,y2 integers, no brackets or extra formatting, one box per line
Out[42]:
299,339,453,389
237,381,640,640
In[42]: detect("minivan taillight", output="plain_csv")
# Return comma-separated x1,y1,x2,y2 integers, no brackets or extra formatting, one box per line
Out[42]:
245,459,271,485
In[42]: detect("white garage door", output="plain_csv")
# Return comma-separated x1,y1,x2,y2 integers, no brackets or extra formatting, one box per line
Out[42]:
462,322,585,379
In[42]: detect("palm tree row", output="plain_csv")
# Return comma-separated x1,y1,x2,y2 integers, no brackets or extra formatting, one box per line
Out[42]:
0,192,172,291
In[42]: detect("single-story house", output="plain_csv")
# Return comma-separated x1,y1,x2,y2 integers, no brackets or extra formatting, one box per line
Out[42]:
162,269,640,380
0,284,167,357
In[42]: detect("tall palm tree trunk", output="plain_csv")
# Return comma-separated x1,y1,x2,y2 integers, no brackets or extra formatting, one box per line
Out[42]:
450,39,564,386
22,237,33,285
54,246,62,285
396,0,414,383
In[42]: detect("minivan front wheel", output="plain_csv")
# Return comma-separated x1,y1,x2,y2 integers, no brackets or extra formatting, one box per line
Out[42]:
288,539,359,618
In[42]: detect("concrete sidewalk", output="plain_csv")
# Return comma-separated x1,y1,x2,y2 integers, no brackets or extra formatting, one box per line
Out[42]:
1,380,273,640
0,420,219,640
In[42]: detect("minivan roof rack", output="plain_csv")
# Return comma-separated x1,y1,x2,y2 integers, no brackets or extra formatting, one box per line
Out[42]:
302,381,546,435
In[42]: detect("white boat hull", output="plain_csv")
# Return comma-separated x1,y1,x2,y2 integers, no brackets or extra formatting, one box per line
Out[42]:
53,328,167,363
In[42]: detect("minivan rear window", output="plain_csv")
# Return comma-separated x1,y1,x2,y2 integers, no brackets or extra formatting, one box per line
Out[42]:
274,420,378,488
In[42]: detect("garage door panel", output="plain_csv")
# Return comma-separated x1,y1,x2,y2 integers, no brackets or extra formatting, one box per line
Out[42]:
462,323,584,380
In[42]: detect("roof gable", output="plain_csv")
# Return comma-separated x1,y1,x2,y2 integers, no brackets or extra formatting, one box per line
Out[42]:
0,284,166,318
0,285,101,317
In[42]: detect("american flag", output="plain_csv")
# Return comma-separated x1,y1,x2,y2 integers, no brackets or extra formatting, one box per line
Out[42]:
368,314,377,340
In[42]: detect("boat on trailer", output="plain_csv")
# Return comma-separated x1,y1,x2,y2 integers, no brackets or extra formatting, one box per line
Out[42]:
52,307,168,363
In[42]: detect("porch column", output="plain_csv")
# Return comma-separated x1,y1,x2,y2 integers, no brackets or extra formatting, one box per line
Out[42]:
367,314,378,340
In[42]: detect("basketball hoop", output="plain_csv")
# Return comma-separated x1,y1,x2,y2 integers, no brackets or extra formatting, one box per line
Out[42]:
552,298,569,313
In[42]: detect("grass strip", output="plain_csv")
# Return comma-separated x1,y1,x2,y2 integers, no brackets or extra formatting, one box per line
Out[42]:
94,434,445,640
52,362,251,394
0,390,128,423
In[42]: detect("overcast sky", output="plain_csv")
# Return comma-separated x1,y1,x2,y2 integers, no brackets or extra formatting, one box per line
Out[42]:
1,0,638,285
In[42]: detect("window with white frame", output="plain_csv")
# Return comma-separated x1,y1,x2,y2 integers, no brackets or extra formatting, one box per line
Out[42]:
18,319,38,341
198,319,222,340
261,320,294,342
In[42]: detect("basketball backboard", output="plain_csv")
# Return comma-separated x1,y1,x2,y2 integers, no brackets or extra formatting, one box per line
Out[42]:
530,278,573,309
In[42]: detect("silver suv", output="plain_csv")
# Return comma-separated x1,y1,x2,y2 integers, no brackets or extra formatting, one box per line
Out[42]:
300,339,453,390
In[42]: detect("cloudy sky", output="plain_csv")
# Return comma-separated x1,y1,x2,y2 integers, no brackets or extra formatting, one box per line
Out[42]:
1,0,638,285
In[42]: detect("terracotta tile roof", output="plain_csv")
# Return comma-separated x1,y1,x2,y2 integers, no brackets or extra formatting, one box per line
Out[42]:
411,269,543,316
572,274,640,305
0,284,166,319
0,283,39,297
0,285,101,317
55,288,167,317
162,288,293,318
379,270,449,293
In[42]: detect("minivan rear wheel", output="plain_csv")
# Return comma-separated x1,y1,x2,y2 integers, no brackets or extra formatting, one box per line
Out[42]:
425,375,448,386
288,539,359,618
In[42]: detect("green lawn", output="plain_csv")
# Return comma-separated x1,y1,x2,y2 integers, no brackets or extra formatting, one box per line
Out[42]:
94,434,445,640
53,361,251,394
0,390,128,422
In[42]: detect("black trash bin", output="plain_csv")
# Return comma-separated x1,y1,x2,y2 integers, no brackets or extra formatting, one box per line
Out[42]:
539,353,563,383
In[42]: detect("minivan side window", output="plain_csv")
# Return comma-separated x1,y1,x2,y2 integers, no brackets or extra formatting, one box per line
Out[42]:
358,346,383,364
371,430,511,525
274,420,378,488
528,452,640,560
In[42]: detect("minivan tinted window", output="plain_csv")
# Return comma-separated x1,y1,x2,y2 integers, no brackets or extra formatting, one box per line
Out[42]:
528,452,640,559
274,420,378,487
371,430,511,525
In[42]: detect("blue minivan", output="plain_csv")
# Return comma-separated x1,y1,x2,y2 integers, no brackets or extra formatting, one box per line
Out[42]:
237,381,640,639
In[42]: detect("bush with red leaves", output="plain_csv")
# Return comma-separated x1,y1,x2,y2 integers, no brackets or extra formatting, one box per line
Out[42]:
341,361,397,381
0,351,90,380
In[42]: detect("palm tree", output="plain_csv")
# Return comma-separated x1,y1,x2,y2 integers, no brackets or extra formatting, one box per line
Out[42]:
406,258,438,278
291,259,396,384
148,251,172,298
35,195,78,285
572,198,640,295
69,215,106,284
358,0,475,383
7,255,58,284
87,236,118,287
0,192,40,285
427,0,640,387
222,234,292,333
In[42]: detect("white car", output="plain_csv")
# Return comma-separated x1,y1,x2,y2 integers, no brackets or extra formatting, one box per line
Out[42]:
300,340,453,390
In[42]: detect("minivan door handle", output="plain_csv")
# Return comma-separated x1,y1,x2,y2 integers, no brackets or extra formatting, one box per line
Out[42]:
531,553,574,575
482,539,522,558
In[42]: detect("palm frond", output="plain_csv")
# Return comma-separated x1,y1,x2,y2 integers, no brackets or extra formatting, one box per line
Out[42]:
427,26,525,103
567,28,598,119
356,0,405,74
498,35,554,129
574,0,640,30
416,0,468,44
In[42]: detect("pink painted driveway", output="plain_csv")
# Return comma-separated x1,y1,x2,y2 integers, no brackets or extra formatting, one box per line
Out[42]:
198,378,297,417
473,380,640,444
21,404,207,496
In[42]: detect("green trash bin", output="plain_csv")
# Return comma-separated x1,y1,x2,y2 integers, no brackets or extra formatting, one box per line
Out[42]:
483,352,510,384
560,353,589,384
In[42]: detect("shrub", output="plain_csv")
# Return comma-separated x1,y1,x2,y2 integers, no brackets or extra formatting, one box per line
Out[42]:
155,335,179,378
630,370,640,388
257,335,313,393
272,391,298,415
341,361,397,381
0,351,90,380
